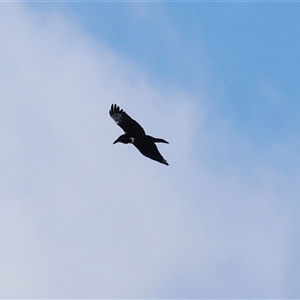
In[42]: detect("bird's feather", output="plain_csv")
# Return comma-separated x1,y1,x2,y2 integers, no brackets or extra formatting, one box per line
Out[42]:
109,104,145,136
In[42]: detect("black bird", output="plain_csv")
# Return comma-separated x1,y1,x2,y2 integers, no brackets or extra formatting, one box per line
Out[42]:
109,104,169,165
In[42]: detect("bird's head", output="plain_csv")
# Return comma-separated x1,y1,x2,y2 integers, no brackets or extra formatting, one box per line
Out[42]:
113,134,132,144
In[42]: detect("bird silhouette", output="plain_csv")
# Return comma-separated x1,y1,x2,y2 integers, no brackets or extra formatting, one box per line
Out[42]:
109,104,169,165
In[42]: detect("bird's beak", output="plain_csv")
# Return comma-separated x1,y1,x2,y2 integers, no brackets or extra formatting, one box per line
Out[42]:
113,139,118,144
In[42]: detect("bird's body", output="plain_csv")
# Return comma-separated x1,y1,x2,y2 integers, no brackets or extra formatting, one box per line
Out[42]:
109,104,169,165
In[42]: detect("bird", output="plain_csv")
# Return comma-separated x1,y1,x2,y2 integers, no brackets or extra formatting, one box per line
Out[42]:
109,104,169,165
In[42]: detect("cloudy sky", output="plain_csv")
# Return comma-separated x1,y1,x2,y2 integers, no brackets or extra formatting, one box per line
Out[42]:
1,1,300,298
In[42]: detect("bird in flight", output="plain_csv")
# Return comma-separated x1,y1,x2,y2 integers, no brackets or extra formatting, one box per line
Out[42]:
109,104,169,165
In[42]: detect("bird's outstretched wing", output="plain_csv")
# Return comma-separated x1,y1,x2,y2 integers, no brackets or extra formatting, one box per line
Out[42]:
109,104,145,136
134,137,169,165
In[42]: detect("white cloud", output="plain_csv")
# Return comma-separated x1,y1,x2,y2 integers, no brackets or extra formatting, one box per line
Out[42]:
0,3,295,298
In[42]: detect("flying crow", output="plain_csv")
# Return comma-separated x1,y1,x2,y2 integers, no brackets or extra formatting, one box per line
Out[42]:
109,104,169,165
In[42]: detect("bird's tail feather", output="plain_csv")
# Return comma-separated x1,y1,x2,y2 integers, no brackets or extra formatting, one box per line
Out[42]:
153,138,169,144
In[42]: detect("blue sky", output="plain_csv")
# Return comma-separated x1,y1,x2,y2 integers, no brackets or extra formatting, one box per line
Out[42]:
1,1,300,298
56,2,300,131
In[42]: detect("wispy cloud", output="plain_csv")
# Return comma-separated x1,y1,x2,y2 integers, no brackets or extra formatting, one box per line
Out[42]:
0,3,296,298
